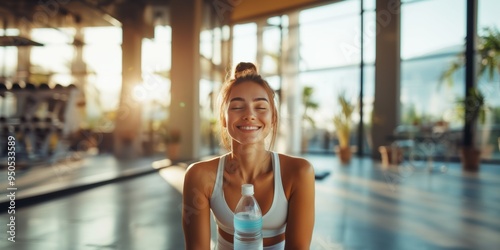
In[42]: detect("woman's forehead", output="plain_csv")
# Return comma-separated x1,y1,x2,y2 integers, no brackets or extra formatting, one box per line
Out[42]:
228,81,268,98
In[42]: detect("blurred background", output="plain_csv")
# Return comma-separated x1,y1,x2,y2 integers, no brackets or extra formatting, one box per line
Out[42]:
0,0,499,249
1,0,499,164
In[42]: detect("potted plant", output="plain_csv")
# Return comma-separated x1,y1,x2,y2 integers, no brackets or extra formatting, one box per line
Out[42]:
457,87,486,170
301,86,319,153
441,26,500,171
333,91,355,164
159,120,182,162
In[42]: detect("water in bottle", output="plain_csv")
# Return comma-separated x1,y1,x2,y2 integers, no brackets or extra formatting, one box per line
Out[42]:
233,184,263,250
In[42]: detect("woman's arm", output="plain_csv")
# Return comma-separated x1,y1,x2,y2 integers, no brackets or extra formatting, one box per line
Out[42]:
285,159,315,249
182,163,212,250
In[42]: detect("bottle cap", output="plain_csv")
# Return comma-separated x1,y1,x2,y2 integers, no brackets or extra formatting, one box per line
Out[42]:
241,184,254,196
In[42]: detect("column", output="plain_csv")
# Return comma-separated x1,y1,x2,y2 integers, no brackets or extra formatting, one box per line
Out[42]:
113,4,145,158
16,23,31,82
170,0,202,160
372,0,401,158
282,13,301,155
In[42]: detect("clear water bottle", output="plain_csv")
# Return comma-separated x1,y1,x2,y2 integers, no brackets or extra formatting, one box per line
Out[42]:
234,184,263,250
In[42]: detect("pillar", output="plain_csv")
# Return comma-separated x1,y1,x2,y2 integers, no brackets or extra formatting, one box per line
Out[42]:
170,0,202,160
282,12,301,155
464,0,477,148
113,4,146,158
17,23,31,82
372,0,401,158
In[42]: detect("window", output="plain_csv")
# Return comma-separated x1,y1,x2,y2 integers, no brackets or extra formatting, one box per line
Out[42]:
232,23,257,64
31,28,75,85
401,0,500,160
478,0,500,159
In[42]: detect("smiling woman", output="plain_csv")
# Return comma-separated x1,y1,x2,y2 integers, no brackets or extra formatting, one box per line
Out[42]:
218,62,279,151
182,62,316,250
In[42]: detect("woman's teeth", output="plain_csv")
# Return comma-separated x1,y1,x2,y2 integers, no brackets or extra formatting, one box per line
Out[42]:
239,126,259,130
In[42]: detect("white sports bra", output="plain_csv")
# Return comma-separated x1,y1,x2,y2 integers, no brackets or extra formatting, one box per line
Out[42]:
210,152,288,238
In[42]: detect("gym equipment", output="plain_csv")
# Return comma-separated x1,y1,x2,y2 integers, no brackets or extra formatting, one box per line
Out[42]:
0,83,82,167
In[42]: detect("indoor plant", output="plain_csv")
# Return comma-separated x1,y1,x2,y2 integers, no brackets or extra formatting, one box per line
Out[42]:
301,86,319,153
441,26,499,171
159,120,181,161
456,87,486,170
333,91,355,164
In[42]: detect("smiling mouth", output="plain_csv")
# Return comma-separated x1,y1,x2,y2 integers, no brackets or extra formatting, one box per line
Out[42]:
237,126,261,131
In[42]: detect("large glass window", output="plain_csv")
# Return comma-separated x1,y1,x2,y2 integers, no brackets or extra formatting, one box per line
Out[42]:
31,28,75,85
226,0,376,155
361,0,376,154
232,23,257,64
142,25,171,108
299,67,361,153
478,0,500,160
401,0,466,60
142,25,172,153
82,27,122,128
0,29,19,80
401,0,500,161
299,0,371,155
199,4,224,155
401,0,466,160
262,16,283,77
300,0,361,70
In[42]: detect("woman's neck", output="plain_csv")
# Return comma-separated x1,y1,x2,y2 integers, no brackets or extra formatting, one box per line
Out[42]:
229,145,271,183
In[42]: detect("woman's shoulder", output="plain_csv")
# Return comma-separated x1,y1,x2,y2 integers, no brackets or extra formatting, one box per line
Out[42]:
275,153,315,197
276,153,315,177
185,155,221,177
184,156,223,196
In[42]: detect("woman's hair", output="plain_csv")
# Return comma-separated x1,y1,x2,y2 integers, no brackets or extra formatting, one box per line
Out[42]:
218,62,279,150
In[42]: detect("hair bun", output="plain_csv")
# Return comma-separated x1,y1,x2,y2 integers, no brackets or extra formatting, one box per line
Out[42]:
234,62,257,78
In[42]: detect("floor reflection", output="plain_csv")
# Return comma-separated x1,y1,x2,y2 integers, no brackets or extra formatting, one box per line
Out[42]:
0,155,498,250
0,173,183,250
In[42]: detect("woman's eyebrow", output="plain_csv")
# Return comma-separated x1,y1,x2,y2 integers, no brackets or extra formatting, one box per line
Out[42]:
253,97,269,102
229,97,268,102
229,97,244,102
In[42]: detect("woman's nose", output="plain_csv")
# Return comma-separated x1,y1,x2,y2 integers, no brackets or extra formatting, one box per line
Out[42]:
243,109,256,120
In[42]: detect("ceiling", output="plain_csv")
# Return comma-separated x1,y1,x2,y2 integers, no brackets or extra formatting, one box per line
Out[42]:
1,0,341,29
0,0,172,30
231,0,339,23
0,0,171,45
0,0,339,44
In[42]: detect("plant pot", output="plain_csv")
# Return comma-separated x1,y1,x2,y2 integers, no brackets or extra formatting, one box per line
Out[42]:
460,147,481,172
166,143,181,162
379,145,403,167
335,146,352,164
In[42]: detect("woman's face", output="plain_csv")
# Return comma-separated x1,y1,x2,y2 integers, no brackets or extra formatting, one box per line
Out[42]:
224,81,273,147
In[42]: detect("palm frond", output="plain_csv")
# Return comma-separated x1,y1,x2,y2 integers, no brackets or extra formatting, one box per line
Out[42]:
440,57,464,88
442,26,500,86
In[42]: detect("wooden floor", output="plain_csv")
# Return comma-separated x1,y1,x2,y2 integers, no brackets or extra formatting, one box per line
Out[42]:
0,154,499,249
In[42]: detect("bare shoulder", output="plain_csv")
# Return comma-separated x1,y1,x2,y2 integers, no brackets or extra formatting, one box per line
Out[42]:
277,153,315,176
184,156,221,196
186,156,219,176
277,154,315,196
